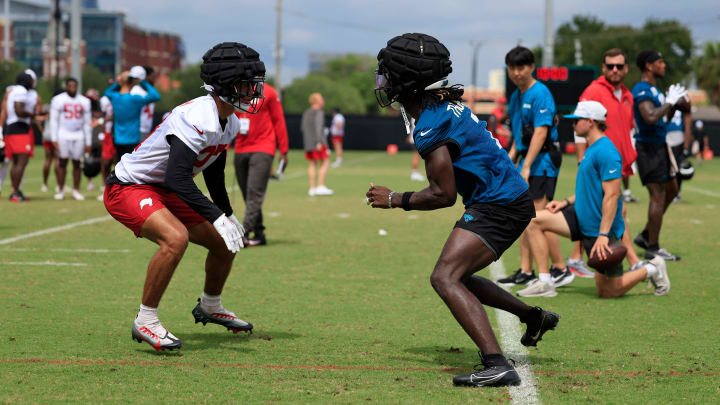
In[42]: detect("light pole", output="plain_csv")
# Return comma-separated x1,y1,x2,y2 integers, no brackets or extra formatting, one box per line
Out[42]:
470,40,484,113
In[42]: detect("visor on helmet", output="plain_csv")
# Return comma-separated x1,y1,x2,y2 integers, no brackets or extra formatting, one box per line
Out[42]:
225,76,266,114
374,72,395,107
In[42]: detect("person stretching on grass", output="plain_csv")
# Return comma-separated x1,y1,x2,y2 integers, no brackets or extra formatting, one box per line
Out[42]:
524,101,670,298
103,42,265,351
366,33,559,388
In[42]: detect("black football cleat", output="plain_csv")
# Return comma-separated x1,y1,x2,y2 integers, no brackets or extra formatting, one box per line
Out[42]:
521,307,559,347
192,298,253,334
453,354,521,387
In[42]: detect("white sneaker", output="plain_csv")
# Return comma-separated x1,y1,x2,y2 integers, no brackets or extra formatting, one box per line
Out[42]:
41,184,48,193
131,319,182,351
96,194,104,201
331,159,342,168
308,188,316,196
566,258,594,278
314,185,334,196
410,171,426,182
72,189,85,200
647,257,670,296
87,182,95,191
517,279,558,297
53,191,65,200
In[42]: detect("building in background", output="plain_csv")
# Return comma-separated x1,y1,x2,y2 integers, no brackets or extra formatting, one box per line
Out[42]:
1,0,183,78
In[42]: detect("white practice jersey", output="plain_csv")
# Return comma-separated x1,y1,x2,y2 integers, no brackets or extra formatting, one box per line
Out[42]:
5,86,36,126
131,84,155,133
49,92,92,144
114,95,239,184
100,95,113,133
330,113,345,136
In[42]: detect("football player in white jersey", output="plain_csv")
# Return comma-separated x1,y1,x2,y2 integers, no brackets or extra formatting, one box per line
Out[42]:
130,65,157,141
103,42,266,351
49,77,92,200
1,72,38,201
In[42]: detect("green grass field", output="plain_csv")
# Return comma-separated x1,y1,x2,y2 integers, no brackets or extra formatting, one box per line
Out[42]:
1,150,718,404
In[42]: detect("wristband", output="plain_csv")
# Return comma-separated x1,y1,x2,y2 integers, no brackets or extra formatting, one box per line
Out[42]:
598,232,610,238
563,198,570,207
388,191,397,208
402,192,414,211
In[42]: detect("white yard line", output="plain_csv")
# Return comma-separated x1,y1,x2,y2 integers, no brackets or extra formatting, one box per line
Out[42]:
2,261,87,267
683,185,720,199
0,247,129,253
489,259,541,405
0,216,112,246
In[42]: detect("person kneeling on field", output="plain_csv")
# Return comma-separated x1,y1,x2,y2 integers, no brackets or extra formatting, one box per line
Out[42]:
367,33,559,388
103,42,265,351
524,101,669,298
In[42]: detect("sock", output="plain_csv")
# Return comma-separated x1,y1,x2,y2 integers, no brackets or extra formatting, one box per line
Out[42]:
201,292,222,313
481,353,508,367
644,263,658,279
539,273,552,284
647,243,659,251
136,304,159,325
641,229,649,240
336,158,342,163
521,268,533,275
519,306,540,324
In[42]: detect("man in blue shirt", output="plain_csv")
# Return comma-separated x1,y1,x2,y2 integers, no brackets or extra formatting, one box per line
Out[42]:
500,46,574,294
631,50,687,261
367,33,559,388
525,101,669,298
104,66,160,160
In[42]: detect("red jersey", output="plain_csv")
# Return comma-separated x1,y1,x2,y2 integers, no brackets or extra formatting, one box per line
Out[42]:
579,75,637,176
234,84,289,156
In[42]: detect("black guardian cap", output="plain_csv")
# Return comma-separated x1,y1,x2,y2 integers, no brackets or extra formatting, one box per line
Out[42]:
375,33,452,107
200,42,266,113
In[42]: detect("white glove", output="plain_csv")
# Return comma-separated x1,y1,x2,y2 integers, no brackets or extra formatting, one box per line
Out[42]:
228,214,246,248
666,84,688,106
213,214,243,253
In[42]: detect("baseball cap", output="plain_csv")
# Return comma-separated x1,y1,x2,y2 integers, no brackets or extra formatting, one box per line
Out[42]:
564,100,607,122
636,50,663,69
129,65,146,80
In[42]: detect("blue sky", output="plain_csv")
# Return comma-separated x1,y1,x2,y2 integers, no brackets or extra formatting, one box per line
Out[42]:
101,0,720,87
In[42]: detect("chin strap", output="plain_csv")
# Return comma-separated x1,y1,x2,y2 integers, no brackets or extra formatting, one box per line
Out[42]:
399,104,411,135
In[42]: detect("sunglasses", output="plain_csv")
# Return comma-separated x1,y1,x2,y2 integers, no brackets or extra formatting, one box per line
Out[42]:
605,63,626,71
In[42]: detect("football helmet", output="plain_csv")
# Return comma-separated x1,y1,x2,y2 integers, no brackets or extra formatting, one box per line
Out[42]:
200,42,266,114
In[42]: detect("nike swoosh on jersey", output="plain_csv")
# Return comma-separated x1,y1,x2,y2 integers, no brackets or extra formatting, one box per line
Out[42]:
540,109,548,113
192,125,204,135
419,129,432,136
609,169,617,173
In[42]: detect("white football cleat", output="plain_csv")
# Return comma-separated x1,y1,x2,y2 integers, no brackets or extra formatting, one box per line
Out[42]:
132,320,182,351
72,189,85,200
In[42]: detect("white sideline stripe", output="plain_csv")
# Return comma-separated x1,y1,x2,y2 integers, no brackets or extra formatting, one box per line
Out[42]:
0,248,129,253
2,261,87,267
0,216,112,246
683,185,720,198
490,259,541,405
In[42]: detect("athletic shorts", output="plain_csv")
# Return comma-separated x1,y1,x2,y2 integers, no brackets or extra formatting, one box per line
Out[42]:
4,122,34,158
561,204,623,277
115,143,138,161
104,183,206,237
101,132,115,160
331,135,343,143
43,141,55,151
305,144,329,161
528,175,557,201
57,137,85,160
636,142,674,185
454,191,535,260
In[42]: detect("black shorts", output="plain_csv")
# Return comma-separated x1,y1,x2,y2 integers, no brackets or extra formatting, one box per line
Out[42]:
454,191,535,260
561,204,623,277
115,143,138,160
636,142,674,185
528,175,557,201
5,122,31,135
